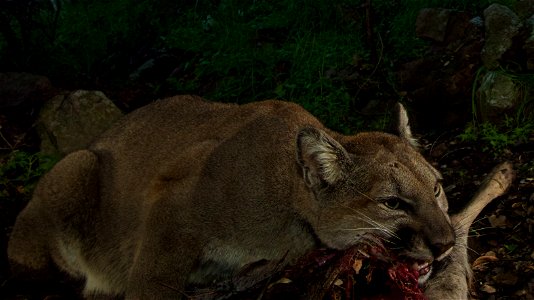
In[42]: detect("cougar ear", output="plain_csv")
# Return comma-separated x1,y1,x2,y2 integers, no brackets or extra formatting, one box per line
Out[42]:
395,103,419,148
296,127,352,188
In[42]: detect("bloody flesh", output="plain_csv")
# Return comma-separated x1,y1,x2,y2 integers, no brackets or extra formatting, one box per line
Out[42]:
333,246,427,300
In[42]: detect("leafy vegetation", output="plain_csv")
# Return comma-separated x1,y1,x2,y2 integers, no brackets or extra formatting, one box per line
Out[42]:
0,151,58,202
0,0,522,133
459,120,533,155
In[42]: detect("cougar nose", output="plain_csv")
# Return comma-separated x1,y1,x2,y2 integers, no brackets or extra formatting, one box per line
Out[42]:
431,241,454,261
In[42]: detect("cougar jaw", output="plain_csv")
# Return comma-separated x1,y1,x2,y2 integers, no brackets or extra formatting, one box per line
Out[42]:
415,244,453,285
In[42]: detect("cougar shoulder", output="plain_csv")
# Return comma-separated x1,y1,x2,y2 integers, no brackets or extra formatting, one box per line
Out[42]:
8,95,455,298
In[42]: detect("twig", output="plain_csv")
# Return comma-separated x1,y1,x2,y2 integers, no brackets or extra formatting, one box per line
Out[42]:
0,126,14,150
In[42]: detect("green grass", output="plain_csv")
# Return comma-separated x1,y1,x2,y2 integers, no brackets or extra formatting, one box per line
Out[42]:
161,0,372,132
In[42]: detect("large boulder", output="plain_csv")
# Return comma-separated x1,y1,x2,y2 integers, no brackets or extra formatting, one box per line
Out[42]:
523,15,534,70
481,4,521,69
415,8,453,43
0,73,54,110
37,90,123,156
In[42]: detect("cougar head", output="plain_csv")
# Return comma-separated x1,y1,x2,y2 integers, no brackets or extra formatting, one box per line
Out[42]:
296,103,454,284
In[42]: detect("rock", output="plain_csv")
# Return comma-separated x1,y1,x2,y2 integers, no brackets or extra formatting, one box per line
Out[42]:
0,73,54,109
444,11,483,48
0,73,57,150
415,9,481,48
470,16,484,28
526,40,534,70
515,0,534,19
416,8,452,42
523,15,534,70
481,4,522,69
446,63,478,95
477,71,520,122
0,73,57,127
37,90,123,156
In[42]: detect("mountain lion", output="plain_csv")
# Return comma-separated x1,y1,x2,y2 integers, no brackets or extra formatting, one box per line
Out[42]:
9,95,463,298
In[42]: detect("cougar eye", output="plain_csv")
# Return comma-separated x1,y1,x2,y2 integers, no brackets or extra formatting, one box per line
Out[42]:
383,198,402,210
434,183,442,197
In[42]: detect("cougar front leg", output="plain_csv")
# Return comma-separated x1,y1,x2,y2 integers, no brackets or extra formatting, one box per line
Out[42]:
9,150,100,275
424,162,515,299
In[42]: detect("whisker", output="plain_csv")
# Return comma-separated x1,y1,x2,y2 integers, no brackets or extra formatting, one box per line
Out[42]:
338,204,401,241
335,228,396,232
352,187,376,202
465,246,480,256
466,233,496,238
469,226,496,231
453,215,474,230
316,225,397,245
472,216,491,223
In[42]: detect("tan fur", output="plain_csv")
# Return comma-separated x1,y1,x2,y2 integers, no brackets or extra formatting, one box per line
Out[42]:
9,96,456,298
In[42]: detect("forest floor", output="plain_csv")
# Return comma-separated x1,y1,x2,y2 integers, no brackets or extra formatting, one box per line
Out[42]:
421,131,534,300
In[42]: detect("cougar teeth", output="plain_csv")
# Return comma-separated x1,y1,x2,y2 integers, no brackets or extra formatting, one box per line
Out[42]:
411,261,431,275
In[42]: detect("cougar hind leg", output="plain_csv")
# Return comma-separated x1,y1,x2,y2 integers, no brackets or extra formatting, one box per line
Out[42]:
8,150,100,279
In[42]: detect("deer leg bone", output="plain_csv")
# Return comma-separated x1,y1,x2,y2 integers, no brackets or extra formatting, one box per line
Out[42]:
451,161,515,234
424,161,515,300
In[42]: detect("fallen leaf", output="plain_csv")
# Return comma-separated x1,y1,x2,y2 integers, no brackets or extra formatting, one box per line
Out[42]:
275,277,292,284
488,214,507,228
472,255,498,271
480,284,497,294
